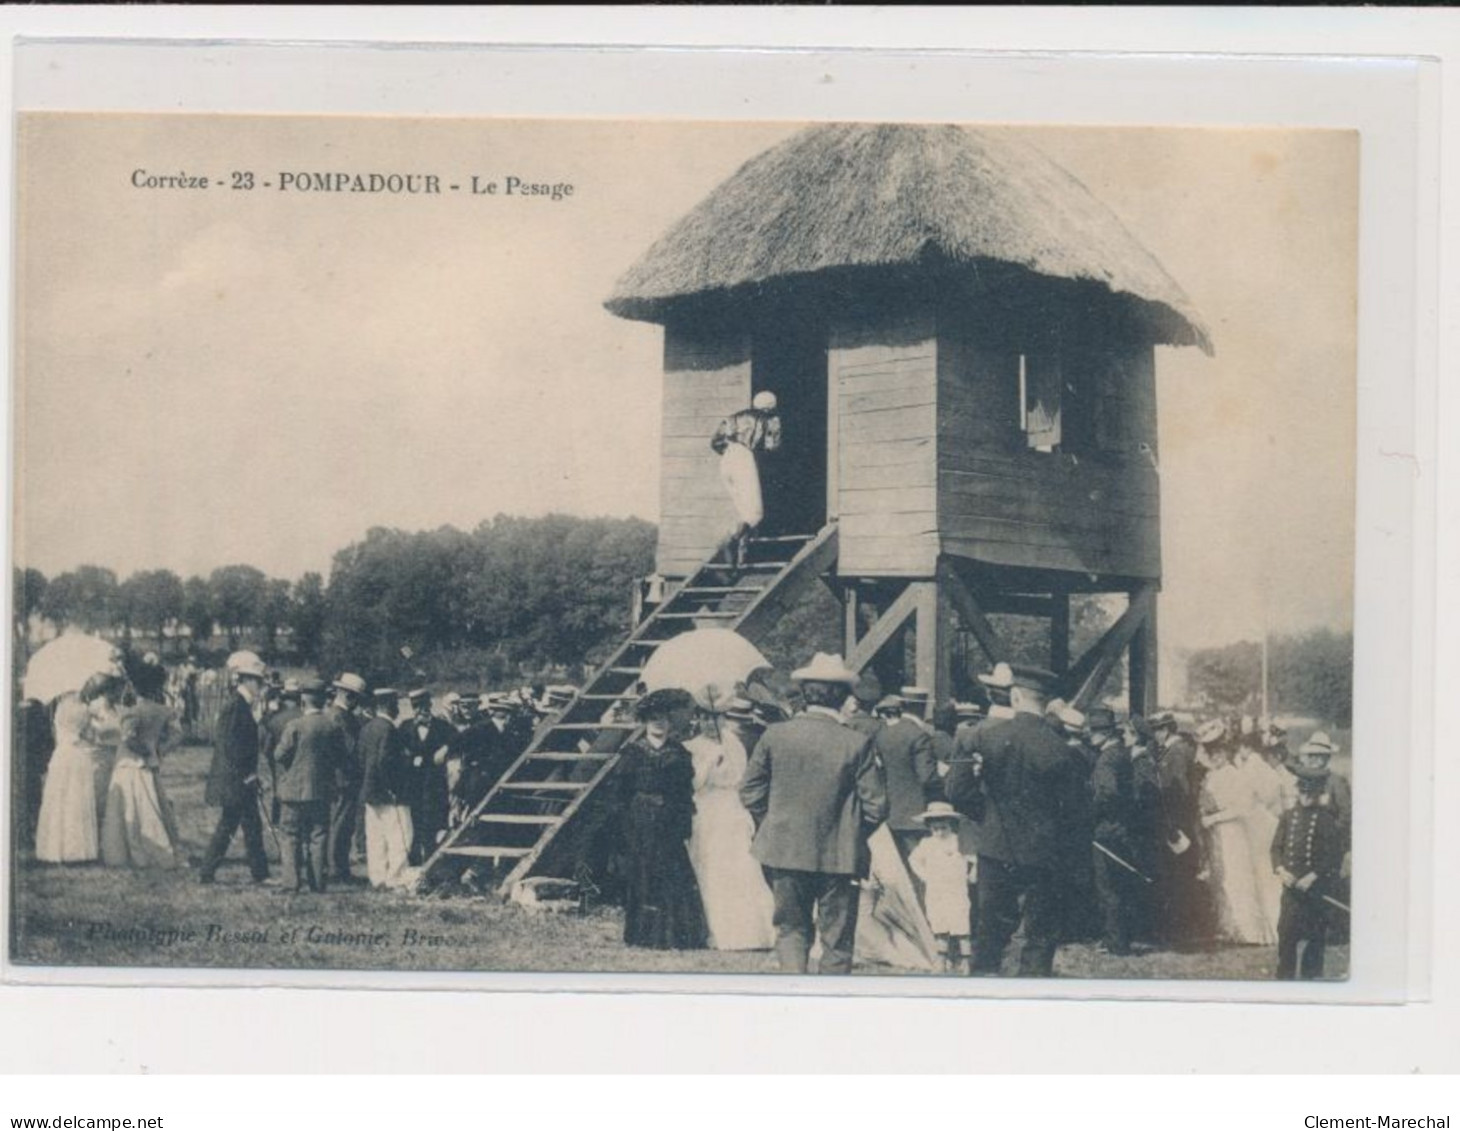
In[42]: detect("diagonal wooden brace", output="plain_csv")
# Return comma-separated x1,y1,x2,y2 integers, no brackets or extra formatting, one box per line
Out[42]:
1065,584,1156,710
936,560,1009,666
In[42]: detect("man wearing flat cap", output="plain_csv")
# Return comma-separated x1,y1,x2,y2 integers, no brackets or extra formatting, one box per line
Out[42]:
945,664,1085,976
273,680,349,893
740,652,887,974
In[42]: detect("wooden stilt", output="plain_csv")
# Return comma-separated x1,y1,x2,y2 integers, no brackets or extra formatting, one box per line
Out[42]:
846,582,920,673
1051,590,1071,675
1065,584,1156,710
843,583,860,659
937,560,1008,666
1129,593,1158,714
913,581,954,712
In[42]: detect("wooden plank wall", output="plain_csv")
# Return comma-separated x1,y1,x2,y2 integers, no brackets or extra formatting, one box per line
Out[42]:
657,323,752,577
936,311,1161,580
831,311,939,577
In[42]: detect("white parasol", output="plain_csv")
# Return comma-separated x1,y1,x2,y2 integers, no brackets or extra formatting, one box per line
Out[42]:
23,631,124,703
639,627,768,713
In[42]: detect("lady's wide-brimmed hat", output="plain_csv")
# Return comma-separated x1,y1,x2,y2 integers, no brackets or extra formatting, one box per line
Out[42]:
977,662,1014,690
790,652,859,686
634,687,697,721
1195,719,1227,746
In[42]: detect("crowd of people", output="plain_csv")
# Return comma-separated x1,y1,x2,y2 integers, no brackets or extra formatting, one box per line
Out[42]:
609,653,1352,982
16,639,1351,982
14,649,572,894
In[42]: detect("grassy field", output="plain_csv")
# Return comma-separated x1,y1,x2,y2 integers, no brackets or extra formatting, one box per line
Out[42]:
8,743,1345,982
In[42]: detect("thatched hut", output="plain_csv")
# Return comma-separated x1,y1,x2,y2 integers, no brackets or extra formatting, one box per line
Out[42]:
607,123,1211,710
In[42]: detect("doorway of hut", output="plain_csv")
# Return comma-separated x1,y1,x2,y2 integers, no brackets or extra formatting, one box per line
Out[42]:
751,318,828,539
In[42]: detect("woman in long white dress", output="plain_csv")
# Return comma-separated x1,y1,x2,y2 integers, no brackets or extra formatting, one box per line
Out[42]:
1233,732,1285,935
1199,742,1278,945
101,700,182,869
34,691,104,863
683,715,775,950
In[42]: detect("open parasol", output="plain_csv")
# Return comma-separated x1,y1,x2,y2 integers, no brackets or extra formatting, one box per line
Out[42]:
638,627,768,713
23,631,123,703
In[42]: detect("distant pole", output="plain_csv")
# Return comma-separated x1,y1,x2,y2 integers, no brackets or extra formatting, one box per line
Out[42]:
1260,631,1270,718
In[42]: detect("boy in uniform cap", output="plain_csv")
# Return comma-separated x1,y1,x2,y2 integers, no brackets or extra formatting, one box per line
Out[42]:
1271,762,1349,979
740,653,887,974
946,664,1085,976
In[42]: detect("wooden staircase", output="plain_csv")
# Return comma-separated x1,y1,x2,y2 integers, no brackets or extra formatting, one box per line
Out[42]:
421,521,839,896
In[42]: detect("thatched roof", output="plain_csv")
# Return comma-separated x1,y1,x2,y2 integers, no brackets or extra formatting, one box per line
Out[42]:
606,124,1212,354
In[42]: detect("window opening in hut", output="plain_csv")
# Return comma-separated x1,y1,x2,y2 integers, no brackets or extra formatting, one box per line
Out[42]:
1019,352,1062,452
751,319,828,537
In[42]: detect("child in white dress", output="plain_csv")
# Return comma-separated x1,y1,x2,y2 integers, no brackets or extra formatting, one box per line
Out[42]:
908,802,974,973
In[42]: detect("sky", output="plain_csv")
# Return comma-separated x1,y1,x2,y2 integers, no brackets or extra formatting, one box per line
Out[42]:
12,115,1357,674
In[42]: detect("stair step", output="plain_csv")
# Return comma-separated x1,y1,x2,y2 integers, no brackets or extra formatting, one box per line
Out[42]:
444,846,531,858
749,534,813,543
478,813,561,825
607,666,645,675
654,611,739,620
498,781,589,791
678,585,766,595
734,561,792,571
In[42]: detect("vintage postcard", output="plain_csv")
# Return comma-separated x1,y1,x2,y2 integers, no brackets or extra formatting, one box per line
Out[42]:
6,113,1358,988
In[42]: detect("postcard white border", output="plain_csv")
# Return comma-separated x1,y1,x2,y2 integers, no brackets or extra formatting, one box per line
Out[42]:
0,8,1452,1073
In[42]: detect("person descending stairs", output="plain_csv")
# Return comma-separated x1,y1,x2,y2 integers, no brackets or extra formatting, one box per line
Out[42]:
421,523,839,897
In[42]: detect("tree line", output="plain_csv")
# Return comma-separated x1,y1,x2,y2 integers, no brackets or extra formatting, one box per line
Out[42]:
1184,628,1353,726
13,514,656,687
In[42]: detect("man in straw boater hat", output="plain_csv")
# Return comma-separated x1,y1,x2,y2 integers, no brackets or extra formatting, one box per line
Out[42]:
710,389,782,571
739,652,887,974
945,664,1085,977
272,679,349,894
326,672,368,884
198,650,272,886
1271,752,1350,980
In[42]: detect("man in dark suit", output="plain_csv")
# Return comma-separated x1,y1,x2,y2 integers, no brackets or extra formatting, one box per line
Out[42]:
870,692,942,863
1151,712,1214,949
359,688,414,888
740,652,887,975
325,672,367,882
259,679,302,825
1088,707,1138,955
199,651,271,885
274,680,348,893
946,664,1085,977
401,688,454,864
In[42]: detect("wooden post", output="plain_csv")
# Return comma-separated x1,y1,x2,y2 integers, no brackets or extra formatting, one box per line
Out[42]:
1050,590,1071,675
913,581,954,712
936,561,1008,667
1130,593,1159,715
843,583,859,659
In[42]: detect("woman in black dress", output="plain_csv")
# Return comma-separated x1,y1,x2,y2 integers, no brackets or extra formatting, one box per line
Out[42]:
617,688,708,950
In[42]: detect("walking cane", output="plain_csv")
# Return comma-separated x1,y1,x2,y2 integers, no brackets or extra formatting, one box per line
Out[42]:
1093,840,1155,885
1320,893,1351,915
254,784,284,857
